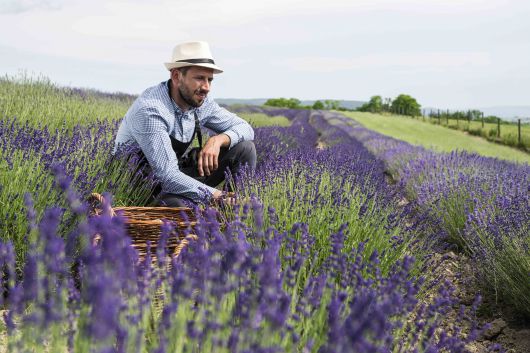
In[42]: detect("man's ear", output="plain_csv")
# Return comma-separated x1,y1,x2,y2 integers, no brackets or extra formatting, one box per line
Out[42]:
170,69,181,83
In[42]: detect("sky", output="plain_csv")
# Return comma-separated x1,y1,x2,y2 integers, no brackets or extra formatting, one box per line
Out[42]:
1,0,530,110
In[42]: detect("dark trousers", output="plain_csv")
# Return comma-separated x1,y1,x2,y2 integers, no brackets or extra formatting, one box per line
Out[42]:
154,140,256,207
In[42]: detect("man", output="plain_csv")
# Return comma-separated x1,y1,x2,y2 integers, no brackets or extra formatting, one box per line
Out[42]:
114,41,256,206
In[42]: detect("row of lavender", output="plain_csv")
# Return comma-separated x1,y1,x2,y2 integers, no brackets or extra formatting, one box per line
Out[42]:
0,110,485,351
0,117,154,263
240,110,419,275
320,111,530,319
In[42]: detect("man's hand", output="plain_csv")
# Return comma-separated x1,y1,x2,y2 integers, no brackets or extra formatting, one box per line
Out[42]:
198,134,230,176
212,190,236,206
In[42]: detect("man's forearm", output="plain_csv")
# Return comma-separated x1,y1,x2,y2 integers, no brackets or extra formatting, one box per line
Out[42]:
210,133,231,148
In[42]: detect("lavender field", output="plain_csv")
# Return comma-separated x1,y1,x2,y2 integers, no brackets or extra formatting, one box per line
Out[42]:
0,79,528,352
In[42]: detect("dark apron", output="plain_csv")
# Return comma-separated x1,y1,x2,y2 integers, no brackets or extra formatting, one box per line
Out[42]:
137,79,204,201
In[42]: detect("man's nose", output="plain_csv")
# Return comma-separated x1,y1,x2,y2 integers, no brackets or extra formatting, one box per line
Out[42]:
201,80,210,91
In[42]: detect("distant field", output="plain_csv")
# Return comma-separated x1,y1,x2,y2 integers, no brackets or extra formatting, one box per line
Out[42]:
238,112,291,127
432,117,530,150
341,111,530,164
456,119,530,137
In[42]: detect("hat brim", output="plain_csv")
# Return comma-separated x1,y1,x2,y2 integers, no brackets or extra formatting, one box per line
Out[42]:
164,61,223,74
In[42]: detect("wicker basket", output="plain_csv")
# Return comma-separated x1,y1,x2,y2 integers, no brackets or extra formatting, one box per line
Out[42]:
88,193,197,261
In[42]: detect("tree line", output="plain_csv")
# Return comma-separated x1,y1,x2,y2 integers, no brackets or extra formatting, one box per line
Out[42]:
356,95,422,116
263,98,348,111
263,94,423,116
264,95,511,125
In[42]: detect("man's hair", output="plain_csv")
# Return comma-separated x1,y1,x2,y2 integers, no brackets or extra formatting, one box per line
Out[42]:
170,66,191,78
178,67,191,76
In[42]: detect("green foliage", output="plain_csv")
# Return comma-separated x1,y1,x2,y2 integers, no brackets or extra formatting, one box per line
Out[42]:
322,99,341,110
391,94,421,117
357,94,421,116
428,110,530,150
467,225,530,318
357,95,384,113
264,97,303,109
484,115,501,123
312,100,324,110
263,98,343,111
468,110,482,121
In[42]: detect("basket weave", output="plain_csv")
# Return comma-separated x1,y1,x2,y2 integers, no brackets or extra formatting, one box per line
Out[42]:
88,193,197,261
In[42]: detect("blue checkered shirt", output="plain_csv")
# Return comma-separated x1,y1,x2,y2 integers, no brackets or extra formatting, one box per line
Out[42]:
114,80,254,201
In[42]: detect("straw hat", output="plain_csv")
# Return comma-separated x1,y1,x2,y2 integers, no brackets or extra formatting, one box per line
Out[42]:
164,41,223,74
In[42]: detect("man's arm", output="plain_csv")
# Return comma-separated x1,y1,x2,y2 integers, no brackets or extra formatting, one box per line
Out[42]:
201,98,254,148
198,99,254,177
129,106,217,202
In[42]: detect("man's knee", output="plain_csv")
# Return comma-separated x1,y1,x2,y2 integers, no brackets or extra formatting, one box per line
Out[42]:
235,140,256,155
233,140,256,169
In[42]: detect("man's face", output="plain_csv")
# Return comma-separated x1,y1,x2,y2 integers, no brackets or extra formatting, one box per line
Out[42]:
177,66,214,108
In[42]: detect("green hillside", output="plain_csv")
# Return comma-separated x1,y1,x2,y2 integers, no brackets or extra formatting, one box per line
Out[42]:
341,111,530,164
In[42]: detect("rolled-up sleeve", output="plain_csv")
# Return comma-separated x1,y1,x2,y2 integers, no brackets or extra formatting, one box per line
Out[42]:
202,100,254,148
130,106,217,201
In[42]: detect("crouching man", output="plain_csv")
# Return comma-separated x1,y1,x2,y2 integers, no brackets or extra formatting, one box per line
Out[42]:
114,41,256,206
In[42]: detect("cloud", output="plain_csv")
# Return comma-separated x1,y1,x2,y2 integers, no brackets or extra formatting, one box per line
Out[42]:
0,0,64,14
276,52,492,73
0,0,527,107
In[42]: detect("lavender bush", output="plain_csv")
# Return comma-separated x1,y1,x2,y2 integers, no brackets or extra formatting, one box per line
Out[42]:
329,111,530,318
0,117,156,267
239,111,419,277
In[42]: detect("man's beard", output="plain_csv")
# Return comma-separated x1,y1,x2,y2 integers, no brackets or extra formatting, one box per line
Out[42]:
178,84,206,108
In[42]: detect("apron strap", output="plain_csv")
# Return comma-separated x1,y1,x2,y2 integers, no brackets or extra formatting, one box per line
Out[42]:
193,110,203,149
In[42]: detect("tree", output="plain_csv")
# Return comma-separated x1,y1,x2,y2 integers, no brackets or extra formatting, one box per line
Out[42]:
484,115,501,123
312,100,324,110
382,97,392,112
357,95,384,113
323,100,341,110
264,98,302,109
469,110,483,121
390,94,421,116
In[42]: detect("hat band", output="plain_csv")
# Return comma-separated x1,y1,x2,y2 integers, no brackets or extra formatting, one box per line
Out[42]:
176,58,215,64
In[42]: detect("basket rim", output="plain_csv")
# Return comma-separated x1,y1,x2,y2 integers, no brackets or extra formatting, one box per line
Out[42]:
124,219,196,226
113,206,193,212
89,193,194,212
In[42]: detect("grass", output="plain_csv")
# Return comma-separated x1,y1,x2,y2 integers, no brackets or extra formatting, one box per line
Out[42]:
341,111,530,164
0,73,134,129
434,118,530,150
238,113,291,127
